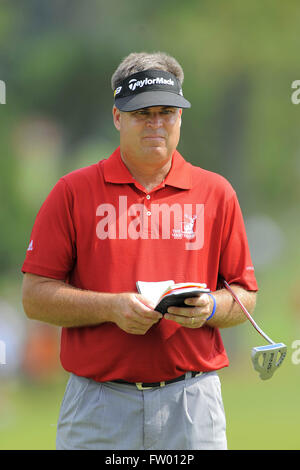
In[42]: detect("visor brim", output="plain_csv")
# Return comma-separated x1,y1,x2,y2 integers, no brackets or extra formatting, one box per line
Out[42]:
115,91,191,111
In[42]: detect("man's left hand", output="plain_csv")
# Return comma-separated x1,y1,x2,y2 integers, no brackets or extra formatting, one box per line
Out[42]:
164,293,214,328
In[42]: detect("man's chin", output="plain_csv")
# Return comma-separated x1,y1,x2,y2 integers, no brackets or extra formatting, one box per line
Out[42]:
140,143,168,155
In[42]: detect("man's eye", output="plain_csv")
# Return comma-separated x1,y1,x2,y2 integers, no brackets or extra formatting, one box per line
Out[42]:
161,109,175,114
135,111,148,116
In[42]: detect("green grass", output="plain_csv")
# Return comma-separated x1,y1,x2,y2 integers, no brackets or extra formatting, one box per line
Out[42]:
0,376,67,450
219,360,300,450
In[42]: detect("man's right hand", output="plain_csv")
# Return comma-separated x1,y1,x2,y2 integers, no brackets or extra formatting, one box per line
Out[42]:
112,293,162,335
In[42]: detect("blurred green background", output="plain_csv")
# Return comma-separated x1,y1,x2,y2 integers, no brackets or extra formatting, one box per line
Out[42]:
1,0,300,450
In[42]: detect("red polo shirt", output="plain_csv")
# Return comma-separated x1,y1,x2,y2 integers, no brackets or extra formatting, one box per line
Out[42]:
22,147,258,382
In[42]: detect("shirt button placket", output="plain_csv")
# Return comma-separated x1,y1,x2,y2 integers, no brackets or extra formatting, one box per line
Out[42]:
144,194,152,238
145,194,151,216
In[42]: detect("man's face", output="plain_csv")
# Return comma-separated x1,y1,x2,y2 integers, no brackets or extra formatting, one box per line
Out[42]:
113,105,182,165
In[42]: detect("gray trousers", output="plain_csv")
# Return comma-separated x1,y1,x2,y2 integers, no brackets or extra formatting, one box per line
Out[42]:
56,371,227,450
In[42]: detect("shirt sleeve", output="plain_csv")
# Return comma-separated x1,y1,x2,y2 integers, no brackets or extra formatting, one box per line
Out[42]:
219,191,258,291
21,178,76,280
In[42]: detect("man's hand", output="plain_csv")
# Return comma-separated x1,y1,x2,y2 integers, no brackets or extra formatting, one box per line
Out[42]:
112,293,163,335
164,286,257,329
164,293,214,328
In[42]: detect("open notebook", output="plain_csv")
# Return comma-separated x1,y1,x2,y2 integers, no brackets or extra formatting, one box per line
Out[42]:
136,280,210,315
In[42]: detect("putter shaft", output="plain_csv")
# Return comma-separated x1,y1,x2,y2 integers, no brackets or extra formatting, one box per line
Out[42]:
223,279,275,345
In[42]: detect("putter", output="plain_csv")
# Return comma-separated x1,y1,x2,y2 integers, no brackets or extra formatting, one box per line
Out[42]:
223,279,287,380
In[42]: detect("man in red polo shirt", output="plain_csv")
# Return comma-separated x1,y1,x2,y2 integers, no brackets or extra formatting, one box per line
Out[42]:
22,52,258,450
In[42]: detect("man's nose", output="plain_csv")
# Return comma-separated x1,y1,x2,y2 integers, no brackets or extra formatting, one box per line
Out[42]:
146,113,163,127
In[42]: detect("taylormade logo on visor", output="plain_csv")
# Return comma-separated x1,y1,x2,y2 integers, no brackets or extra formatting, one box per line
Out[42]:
128,76,175,91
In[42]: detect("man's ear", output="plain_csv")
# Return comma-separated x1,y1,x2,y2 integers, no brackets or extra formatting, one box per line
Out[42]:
113,105,121,131
179,108,182,127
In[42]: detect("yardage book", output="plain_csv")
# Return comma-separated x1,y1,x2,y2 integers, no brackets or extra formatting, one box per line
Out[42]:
136,280,210,315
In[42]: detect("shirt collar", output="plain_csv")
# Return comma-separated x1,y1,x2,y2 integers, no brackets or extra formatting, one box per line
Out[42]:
103,147,192,190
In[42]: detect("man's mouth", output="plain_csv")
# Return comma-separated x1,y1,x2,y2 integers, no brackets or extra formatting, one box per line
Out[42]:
142,135,165,140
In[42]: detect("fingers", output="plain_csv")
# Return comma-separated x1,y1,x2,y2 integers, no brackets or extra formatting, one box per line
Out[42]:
132,296,163,327
184,293,211,308
164,294,213,328
133,295,162,321
116,294,162,335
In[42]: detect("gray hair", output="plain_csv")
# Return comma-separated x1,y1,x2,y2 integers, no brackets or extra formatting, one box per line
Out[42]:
111,51,185,91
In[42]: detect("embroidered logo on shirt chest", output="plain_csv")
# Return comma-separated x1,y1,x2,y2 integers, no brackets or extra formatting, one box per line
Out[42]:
172,214,198,240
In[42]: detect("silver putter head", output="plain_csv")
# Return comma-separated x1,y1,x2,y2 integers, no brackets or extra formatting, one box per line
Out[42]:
251,343,287,380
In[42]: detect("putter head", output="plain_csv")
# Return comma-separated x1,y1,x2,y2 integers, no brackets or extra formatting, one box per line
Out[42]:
251,343,287,380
